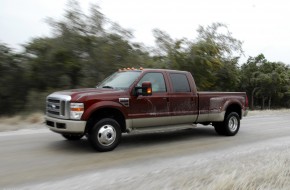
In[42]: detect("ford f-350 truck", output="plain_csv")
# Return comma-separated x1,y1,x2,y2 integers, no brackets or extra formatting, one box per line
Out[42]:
45,68,248,151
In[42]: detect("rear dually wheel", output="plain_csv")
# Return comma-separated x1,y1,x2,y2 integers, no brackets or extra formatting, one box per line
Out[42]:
214,112,240,136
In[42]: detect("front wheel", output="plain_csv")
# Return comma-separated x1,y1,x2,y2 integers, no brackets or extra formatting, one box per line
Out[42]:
214,112,240,136
88,118,121,152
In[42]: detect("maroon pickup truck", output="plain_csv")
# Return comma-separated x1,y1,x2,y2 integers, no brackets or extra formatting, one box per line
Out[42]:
45,68,248,151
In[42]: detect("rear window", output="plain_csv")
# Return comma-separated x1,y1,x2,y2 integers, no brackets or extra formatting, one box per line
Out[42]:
169,73,191,92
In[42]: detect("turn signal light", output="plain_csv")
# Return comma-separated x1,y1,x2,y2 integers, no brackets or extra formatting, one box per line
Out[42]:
147,88,152,94
71,107,84,112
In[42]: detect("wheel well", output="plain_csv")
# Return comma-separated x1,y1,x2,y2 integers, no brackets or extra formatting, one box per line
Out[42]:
85,108,126,133
225,104,242,119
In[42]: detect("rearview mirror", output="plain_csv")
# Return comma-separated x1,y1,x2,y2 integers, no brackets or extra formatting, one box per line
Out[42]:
134,81,152,96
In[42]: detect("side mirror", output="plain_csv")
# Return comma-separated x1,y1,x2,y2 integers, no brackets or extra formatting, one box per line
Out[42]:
134,81,152,96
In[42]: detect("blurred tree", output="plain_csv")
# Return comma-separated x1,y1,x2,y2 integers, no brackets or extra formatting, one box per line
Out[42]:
240,54,290,109
214,57,241,91
25,0,153,89
240,54,266,109
0,43,28,115
2,0,290,116
153,23,243,90
189,23,243,90
256,61,290,109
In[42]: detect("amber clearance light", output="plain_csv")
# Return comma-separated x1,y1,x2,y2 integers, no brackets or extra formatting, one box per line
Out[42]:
147,88,152,94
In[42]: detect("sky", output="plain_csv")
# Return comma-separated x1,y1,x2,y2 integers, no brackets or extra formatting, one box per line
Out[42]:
0,0,290,64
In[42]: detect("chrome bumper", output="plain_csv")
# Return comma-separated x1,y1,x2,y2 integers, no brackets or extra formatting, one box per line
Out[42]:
45,116,86,134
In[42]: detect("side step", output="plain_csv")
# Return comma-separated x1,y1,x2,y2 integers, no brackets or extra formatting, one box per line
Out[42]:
128,124,197,134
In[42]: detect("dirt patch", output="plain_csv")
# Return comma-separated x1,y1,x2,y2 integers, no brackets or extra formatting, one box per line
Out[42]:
0,112,45,132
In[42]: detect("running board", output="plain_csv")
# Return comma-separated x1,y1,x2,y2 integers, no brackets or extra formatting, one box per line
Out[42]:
127,124,197,134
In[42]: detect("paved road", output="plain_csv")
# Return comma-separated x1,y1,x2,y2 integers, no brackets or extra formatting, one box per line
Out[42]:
1,112,290,189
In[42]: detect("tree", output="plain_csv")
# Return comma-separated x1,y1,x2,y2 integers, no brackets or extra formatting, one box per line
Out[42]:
240,54,267,109
25,0,153,89
240,54,290,109
0,43,28,115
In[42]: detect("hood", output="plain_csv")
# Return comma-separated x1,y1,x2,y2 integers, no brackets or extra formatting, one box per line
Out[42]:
51,88,126,101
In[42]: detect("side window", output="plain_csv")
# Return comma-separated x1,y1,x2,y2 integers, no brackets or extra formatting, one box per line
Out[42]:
170,73,191,92
138,73,167,92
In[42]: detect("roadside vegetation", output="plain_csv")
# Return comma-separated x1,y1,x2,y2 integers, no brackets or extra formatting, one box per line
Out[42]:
1,0,290,116
0,112,44,132
124,144,290,190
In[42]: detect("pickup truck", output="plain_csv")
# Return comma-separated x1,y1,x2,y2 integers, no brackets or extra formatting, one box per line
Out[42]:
45,68,248,152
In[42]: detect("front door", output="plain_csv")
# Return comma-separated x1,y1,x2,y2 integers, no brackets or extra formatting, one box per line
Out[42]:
129,72,170,128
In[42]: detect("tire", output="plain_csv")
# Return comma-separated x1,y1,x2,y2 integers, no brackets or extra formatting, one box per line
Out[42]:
62,134,84,141
214,112,240,136
88,118,121,152
214,122,226,135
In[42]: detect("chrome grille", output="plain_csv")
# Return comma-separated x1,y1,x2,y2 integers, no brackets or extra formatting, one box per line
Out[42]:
46,94,71,119
47,99,61,115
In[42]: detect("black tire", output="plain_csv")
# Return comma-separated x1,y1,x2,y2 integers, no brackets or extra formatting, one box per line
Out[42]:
214,122,226,135
88,118,121,152
62,134,84,141
214,112,240,136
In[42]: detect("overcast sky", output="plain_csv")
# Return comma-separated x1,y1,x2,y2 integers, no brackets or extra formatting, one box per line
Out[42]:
0,0,289,64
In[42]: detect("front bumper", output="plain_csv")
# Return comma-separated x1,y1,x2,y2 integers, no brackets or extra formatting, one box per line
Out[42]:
45,116,86,134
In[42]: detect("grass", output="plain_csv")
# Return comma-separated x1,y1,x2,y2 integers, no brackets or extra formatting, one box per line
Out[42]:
175,148,290,190
0,112,44,132
248,108,290,116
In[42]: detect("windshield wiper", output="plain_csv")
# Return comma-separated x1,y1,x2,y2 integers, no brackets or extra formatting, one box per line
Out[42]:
102,85,114,89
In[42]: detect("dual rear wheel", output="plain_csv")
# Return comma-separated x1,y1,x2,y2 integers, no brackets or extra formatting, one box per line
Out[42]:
214,112,240,136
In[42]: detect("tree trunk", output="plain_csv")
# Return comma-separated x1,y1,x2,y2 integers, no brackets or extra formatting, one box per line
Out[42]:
251,87,259,110
262,96,265,110
268,96,271,109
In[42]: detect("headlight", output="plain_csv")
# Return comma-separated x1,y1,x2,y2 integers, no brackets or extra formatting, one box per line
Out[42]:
70,103,84,120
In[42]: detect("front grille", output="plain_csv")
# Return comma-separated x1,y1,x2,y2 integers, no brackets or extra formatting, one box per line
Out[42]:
46,94,71,119
47,98,61,116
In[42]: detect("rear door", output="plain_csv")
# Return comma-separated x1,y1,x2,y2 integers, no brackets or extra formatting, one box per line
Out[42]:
168,72,198,124
129,72,170,127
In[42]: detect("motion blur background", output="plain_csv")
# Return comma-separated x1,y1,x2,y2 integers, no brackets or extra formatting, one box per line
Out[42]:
0,0,290,116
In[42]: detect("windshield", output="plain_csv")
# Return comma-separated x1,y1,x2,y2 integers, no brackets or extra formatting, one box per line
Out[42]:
97,71,141,90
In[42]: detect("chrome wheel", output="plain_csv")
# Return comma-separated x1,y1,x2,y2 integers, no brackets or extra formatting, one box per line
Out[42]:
228,116,238,132
97,125,116,146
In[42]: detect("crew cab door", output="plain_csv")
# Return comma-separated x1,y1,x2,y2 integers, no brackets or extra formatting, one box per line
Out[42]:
168,73,198,124
129,72,170,128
